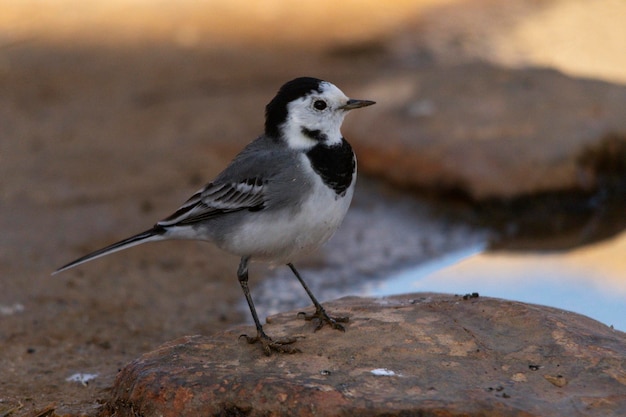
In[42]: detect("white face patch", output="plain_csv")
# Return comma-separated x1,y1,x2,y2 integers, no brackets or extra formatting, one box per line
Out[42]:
281,82,351,150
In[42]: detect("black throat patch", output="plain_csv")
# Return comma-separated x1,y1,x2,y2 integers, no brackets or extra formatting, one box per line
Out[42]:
306,138,355,196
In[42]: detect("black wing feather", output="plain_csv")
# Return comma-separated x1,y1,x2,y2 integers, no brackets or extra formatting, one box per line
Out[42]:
158,178,265,227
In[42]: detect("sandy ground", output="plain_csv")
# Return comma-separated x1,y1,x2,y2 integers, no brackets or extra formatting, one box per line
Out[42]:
1,0,625,415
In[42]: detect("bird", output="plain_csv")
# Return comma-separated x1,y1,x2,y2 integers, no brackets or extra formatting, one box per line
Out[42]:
53,77,375,355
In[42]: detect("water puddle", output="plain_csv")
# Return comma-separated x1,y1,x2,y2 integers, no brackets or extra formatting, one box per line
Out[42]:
370,232,626,331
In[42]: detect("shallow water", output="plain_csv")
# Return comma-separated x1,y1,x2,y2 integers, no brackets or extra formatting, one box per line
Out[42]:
370,232,626,331
255,179,626,332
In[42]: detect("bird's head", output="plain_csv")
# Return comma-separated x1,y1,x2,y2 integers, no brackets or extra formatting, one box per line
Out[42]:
265,77,375,149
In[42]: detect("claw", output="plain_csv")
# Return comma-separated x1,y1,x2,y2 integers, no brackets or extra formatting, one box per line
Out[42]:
298,308,349,332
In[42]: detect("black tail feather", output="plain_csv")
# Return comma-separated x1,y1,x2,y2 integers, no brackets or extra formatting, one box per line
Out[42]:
52,226,166,275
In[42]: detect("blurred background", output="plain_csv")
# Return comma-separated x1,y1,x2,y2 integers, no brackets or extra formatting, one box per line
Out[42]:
1,0,625,415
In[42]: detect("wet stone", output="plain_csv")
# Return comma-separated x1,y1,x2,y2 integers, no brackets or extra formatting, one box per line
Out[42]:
101,294,626,417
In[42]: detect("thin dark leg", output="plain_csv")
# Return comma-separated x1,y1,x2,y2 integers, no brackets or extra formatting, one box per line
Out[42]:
237,257,299,355
287,263,348,332
237,257,265,336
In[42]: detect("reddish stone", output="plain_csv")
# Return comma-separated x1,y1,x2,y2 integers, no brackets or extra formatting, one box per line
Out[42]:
101,294,626,416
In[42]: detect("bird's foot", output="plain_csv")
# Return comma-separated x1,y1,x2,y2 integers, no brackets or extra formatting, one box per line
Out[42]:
240,331,301,356
298,307,349,332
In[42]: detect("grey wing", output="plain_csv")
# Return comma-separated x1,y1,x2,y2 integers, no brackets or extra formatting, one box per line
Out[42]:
158,135,297,228
157,177,266,227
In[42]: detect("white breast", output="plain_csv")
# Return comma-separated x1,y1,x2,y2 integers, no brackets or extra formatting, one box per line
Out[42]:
223,153,355,263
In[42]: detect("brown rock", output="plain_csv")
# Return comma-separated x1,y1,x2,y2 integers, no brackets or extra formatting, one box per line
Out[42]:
346,63,626,200
101,294,626,417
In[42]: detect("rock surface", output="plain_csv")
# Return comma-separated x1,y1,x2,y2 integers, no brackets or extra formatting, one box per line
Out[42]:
347,64,626,200
102,294,626,417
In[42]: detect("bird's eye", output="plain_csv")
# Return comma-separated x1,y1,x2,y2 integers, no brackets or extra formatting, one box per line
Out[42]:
313,100,327,111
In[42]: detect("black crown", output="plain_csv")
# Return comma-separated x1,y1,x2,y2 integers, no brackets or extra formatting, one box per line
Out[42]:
265,77,324,139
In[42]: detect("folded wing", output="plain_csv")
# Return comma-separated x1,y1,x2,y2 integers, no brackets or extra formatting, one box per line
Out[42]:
158,177,265,227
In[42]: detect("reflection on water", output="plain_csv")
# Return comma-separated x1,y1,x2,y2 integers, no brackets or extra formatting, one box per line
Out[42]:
370,231,626,331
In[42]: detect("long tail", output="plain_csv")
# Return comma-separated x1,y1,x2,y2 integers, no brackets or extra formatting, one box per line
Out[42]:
52,225,166,275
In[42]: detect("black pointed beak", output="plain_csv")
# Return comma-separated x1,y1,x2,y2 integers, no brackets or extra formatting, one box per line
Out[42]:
340,99,376,111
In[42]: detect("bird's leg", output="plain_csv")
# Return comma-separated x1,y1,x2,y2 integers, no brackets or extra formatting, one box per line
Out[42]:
287,263,349,332
237,257,299,355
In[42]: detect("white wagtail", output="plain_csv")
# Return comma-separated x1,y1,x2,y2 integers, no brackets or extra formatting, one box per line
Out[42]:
54,77,375,355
